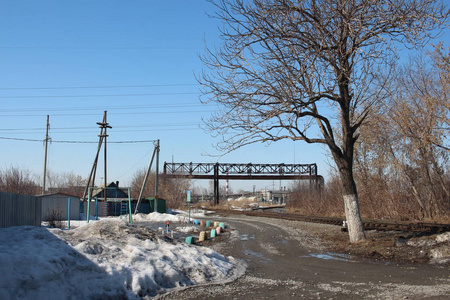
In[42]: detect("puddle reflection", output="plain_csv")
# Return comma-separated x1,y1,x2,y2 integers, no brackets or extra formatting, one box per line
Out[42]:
300,252,350,262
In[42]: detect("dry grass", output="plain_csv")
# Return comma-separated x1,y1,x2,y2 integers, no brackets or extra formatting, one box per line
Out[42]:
288,174,450,224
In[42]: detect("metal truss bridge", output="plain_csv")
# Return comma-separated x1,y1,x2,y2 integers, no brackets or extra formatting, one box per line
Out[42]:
163,162,323,204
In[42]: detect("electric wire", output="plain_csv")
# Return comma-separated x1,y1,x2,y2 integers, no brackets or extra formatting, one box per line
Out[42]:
0,122,200,131
115,147,155,181
0,83,199,90
0,92,199,99
1,103,205,113
0,136,157,143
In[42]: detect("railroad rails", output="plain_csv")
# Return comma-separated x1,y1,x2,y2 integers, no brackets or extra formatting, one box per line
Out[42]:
209,208,450,234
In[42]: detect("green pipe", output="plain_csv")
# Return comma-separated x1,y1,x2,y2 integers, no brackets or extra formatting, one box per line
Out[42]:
87,188,91,223
95,197,98,219
128,187,132,224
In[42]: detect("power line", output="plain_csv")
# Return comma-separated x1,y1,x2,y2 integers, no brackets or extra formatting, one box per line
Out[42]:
0,46,198,50
0,136,157,143
0,103,207,113
0,92,199,99
0,83,199,90
0,122,200,131
0,110,213,118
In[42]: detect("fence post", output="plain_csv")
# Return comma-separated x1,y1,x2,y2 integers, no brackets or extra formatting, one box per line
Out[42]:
128,188,133,224
95,197,98,219
87,188,91,223
68,198,71,230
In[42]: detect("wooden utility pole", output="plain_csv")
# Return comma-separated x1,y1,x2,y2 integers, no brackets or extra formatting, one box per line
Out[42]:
97,111,112,201
134,139,160,214
82,111,111,202
42,115,50,194
154,139,160,198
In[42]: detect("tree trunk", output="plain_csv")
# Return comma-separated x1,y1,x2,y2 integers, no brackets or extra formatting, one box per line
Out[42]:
343,194,366,243
334,154,366,243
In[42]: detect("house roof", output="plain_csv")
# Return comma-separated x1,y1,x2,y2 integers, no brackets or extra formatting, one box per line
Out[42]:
36,192,81,199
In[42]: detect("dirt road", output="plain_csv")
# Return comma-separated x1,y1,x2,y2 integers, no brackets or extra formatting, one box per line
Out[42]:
157,214,450,299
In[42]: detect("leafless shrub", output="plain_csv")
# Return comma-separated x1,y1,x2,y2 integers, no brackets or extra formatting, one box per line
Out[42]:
45,208,65,228
287,177,344,218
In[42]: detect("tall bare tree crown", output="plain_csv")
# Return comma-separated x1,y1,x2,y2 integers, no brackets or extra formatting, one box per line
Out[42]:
200,0,448,154
199,0,448,242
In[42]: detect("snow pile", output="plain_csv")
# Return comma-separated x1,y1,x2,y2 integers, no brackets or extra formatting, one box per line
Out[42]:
133,212,184,223
436,232,450,243
177,226,199,234
0,220,246,299
430,232,450,264
230,196,257,202
171,209,214,218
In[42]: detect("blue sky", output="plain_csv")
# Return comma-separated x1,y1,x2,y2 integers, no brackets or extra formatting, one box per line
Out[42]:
0,0,328,192
0,1,446,193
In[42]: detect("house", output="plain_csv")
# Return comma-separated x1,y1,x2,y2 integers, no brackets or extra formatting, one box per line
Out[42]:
84,182,132,217
90,181,129,200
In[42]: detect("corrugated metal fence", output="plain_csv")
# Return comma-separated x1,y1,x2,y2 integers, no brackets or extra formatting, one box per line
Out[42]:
0,192,42,228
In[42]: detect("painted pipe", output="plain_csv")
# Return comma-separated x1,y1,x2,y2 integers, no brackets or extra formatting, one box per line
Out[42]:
67,198,71,230
199,231,206,242
210,229,216,238
185,236,194,244
95,197,98,219
219,222,225,229
206,220,211,228
216,226,222,234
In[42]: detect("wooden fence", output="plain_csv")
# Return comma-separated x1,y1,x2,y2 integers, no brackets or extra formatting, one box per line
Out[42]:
0,192,42,228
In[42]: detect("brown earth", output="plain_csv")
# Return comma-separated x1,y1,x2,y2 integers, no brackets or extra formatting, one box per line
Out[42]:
158,213,450,299
303,224,450,265
207,208,450,265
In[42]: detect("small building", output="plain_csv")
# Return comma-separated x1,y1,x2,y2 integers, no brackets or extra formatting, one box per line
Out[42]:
37,193,81,221
259,188,290,204
146,197,167,214
91,181,129,200
84,182,132,217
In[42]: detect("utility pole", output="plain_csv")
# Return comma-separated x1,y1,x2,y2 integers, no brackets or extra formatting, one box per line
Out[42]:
134,139,159,214
82,111,111,202
82,126,104,201
42,115,50,194
154,139,160,212
97,111,112,202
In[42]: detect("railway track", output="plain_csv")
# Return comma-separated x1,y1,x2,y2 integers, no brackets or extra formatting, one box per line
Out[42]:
208,208,450,234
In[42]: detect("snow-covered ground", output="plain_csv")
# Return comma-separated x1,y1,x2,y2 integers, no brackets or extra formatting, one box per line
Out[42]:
0,213,246,299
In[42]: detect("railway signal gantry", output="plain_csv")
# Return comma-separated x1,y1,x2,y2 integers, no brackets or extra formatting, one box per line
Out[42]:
163,162,323,205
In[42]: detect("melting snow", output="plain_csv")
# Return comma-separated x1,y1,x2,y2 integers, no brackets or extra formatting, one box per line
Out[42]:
0,217,246,299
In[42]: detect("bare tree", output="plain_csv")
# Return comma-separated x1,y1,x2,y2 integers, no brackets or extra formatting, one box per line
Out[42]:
200,0,448,242
0,166,40,195
353,46,449,221
44,170,87,196
384,46,449,218
130,169,191,209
